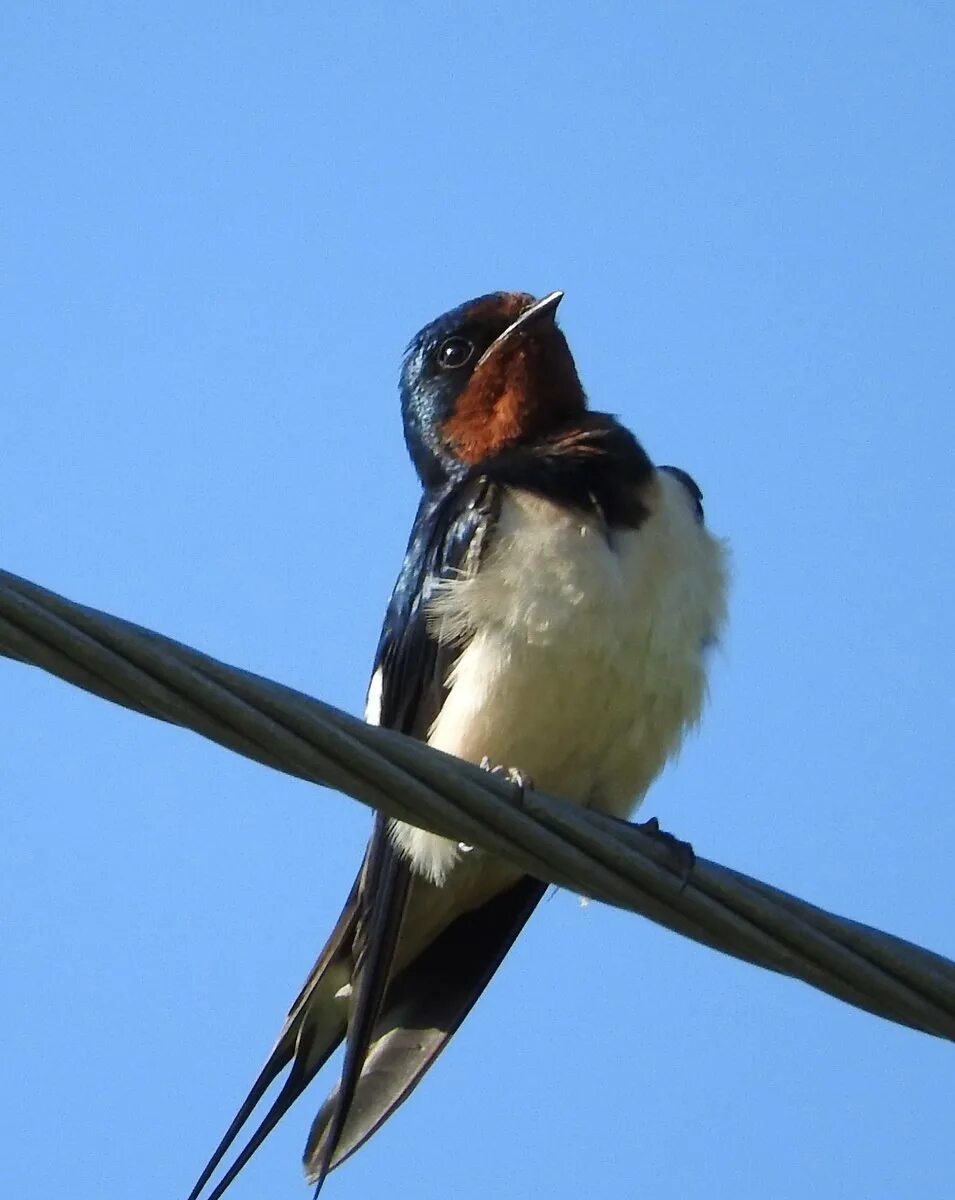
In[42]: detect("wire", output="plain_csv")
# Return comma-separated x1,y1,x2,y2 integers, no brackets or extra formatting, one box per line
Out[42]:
2,566,954,1042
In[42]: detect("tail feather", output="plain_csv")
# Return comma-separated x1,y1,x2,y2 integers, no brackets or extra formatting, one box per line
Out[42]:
187,846,545,1198
185,1037,294,1200
200,1047,338,1200
307,816,412,1193
304,874,547,1179
185,880,360,1200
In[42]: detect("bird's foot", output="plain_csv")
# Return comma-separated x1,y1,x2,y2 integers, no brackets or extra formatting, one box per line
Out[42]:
479,757,534,803
457,759,534,856
634,816,696,889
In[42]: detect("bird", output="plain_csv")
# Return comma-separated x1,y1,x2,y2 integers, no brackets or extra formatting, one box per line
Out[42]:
186,289,728,1199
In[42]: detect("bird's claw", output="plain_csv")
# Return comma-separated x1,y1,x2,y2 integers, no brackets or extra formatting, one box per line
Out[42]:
479,756,534,803
635,816,696,890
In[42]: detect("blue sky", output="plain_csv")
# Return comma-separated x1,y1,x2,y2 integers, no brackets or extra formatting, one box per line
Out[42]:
3,4,954,1198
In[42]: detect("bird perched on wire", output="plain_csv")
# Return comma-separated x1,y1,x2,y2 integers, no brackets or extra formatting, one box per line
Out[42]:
187,290,728,1198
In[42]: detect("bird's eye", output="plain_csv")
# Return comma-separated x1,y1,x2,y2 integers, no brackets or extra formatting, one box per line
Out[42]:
436,336,474,370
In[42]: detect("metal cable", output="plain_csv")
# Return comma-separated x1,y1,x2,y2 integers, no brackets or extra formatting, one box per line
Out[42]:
3,567,954,1043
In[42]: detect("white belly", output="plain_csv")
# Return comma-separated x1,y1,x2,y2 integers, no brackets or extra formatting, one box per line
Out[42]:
385,470,727,884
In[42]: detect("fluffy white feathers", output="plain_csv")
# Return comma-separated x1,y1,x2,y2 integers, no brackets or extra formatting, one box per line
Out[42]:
383,470,727,884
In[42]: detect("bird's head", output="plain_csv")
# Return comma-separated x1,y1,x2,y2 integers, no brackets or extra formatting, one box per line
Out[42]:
399,291,586,486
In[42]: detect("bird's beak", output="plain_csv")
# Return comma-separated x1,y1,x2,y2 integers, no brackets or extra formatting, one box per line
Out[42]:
475,291,564,369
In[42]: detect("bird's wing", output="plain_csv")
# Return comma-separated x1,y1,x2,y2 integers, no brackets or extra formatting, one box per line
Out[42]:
658,464,705,522
369,477,503,738
303,872,546,1180
189,476,547,1200
304,475,537,1192
302,810,413,1192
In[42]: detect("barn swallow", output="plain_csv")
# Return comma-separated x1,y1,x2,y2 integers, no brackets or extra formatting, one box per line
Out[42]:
187,290,727,1198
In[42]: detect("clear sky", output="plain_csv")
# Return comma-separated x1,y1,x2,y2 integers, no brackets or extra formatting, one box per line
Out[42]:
3,5,954,1199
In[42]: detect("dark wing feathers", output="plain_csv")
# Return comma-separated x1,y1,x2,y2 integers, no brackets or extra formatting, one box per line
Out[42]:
373,477,501,737
188,476,514,1200
303,478,504,1193
304,874,547,1179
658,464,705,522
305,815,411,1194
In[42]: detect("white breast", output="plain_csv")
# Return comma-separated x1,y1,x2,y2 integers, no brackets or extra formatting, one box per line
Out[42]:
385,470,728,883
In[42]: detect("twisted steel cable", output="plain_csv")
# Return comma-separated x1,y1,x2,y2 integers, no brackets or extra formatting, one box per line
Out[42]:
2,567,954,1044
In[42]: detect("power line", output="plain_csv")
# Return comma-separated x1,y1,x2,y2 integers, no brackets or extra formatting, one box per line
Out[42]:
2,566,954,1041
